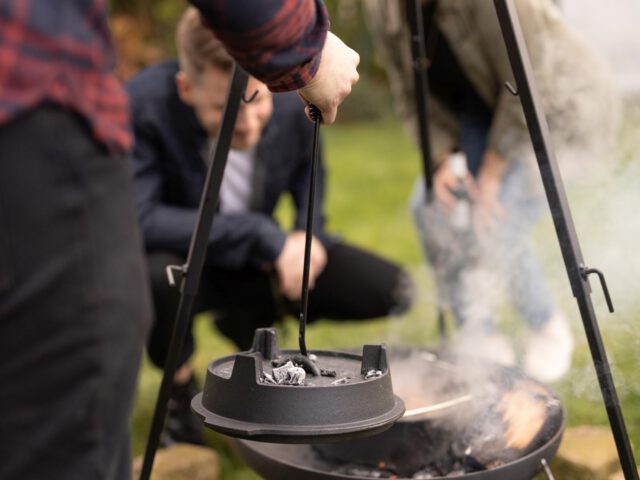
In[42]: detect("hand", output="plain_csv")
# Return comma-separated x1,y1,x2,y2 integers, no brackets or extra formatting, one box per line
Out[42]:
297,32,360,125
472,151,507,235
275,231,327,300
433,154,477,212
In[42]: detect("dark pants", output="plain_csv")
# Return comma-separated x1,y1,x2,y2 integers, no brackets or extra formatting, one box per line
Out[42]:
147,243,412,368
0,107,151,480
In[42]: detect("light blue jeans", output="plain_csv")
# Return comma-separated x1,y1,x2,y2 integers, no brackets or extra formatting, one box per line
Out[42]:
411,160,554,332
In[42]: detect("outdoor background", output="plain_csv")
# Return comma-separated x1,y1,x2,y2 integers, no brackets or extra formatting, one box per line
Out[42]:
108,1,640,478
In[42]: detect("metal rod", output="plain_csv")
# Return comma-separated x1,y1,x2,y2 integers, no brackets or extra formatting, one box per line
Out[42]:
139,65,249,480
406,0,436,202
540,458,555,480
406,0,451,344
298,105,322,356
403,394,473,418
492,2,638,478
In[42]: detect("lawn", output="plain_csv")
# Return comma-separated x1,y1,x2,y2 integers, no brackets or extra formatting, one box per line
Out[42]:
131,111,640,479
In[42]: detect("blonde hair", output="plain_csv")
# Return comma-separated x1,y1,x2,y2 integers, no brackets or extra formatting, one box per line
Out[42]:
175,7,234,80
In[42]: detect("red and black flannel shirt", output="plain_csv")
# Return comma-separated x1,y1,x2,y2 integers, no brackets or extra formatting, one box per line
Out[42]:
0,0,131,152
0,0,328,153
190,0,329,92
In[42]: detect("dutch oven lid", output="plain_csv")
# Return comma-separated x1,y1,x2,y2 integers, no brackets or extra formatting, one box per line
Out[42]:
191,328,405,443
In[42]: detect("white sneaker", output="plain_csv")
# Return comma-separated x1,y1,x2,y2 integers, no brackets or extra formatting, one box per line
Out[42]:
455,330,516,366
524,313,574,382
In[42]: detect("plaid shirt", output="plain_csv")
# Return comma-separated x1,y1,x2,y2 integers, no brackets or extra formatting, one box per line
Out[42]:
0,0,131,152
0,0,328,153
190,0,329,92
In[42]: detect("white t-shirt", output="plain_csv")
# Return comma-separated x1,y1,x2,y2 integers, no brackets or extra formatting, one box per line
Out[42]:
207,138,255,214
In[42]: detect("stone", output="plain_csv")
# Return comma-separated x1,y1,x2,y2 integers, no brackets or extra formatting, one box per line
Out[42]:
550,426,623,480
132,443,219,480
609,468,640,480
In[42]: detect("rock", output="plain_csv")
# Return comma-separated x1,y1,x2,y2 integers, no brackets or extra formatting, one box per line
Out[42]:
132,444,219,480
609,468,640,480
550,426,623,480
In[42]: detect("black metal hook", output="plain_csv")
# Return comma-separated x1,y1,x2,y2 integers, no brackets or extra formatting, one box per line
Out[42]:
165,264,188,287
242,89,259,104
505,81,519,96
581,266,615,313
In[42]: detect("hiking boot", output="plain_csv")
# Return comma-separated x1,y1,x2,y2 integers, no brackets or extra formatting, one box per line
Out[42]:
160,375,205,447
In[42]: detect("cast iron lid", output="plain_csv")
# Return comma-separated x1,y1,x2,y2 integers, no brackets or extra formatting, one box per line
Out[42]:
191,328,406,443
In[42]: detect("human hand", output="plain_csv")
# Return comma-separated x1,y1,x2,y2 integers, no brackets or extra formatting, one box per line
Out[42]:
433,154,477,212
275,231,327,300
472,151,507,235
297,32,360,125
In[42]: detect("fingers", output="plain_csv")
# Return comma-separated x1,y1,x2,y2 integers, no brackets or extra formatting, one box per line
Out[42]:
434,183,458,212
318,103,337,125
303,104,313,123
297,32,360,125
472,194,506,235
275,233,326,300
464,173,480,202
309,237,327,274
301,101,333,124
278,265,321,300
280,270,303,300
433,166,464,211
472,204,495,235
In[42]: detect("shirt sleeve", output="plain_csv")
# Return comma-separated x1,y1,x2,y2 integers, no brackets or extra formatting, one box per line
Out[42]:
189,0,329,92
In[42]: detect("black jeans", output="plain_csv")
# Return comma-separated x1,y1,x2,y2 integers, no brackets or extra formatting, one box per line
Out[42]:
0,107,151,480
146,243,413,368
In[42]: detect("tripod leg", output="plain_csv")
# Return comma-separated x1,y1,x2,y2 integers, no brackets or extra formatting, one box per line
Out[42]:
493,2,638,478
139,65,249,480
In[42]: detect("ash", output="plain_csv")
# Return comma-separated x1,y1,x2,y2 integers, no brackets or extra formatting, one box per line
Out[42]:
331,443,491,479
261,361,306,385
334,462,472,479
333,464,393,479
364,369,383,379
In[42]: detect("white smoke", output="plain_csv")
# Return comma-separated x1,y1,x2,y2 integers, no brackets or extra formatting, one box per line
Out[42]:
561,0,640,94
555,104,640,400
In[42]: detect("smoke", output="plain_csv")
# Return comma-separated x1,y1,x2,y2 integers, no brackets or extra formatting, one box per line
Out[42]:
561,0,640,92
390,104,640,407
553,104,640,401
386,348,561,476
569,131,640,315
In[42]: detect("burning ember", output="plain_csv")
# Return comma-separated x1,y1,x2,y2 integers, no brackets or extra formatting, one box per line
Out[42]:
313,349,563,479
333,449,483,478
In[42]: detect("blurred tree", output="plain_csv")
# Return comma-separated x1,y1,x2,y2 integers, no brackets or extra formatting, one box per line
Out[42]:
324,0,394,121
109,0,184,79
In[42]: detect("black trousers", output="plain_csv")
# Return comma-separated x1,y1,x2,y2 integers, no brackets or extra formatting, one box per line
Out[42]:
147,243,412,368
0,107,151,480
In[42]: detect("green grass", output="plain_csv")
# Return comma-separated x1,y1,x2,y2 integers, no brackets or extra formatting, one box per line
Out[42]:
131,114,640,478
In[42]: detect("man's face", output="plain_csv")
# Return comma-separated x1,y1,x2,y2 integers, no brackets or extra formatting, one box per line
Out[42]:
176,66,273,150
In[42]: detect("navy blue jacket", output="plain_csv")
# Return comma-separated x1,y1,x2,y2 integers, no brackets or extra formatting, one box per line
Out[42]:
126,61,328,270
